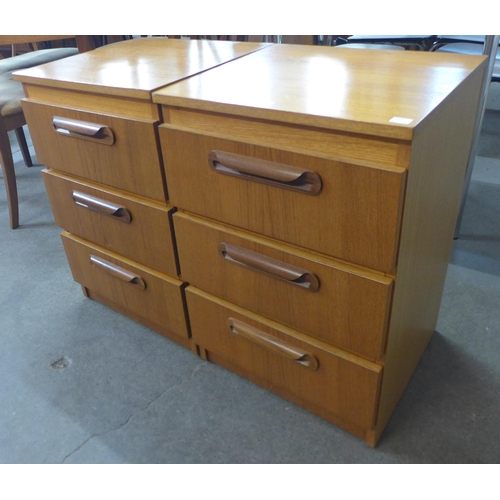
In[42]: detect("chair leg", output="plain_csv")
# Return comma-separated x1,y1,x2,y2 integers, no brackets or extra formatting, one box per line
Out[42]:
15,126,33,167
0,125,19,229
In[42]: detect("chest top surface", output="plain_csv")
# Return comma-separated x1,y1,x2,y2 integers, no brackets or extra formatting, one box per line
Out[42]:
153,43,487,139
13,38,270,100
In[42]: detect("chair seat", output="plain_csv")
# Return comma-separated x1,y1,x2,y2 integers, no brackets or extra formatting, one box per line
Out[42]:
347,35,434,42
436,42,495,56
336,43,404,51
346,35,436,49
0,48,78,73
436,43,500,80
0,72,25,116
0,45,79,229
435,36,486,45
0,48,79,117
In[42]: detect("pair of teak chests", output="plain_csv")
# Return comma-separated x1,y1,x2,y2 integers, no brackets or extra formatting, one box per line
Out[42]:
14,38,487,446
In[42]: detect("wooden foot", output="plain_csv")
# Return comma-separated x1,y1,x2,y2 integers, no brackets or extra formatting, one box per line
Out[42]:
198,346,209,360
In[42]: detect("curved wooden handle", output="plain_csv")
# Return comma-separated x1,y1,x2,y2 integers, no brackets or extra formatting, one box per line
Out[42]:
227,318,319,371
209,150,322,195
72,191,131,223
219,242,320,292
53,116,115,145
90,255,146,290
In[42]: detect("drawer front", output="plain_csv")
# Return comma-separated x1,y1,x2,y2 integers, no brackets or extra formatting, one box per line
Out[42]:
43,170,178,276
186,287,382,430
61,233,189,339
23,100,166,201
160,126,406,273
174,212,392,360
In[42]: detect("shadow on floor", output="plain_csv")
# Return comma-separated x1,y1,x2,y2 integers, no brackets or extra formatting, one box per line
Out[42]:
378,332,500,463
478,109,500,159
453,179,500,277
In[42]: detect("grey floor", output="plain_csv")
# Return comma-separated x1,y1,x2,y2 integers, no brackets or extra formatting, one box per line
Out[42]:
1,86,500,465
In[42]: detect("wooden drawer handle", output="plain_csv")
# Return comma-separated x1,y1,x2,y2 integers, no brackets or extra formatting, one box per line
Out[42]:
53,116,115,145
227,318,319,371
219,242,320,292
90,255,146,291
209,150,322,195
72,191,132,223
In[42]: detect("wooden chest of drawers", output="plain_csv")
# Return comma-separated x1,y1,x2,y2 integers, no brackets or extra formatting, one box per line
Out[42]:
15,37,268,349
15,40,486,446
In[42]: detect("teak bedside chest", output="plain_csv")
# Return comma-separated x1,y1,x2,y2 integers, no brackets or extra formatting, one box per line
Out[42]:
15,39,487,446
14,38,268,349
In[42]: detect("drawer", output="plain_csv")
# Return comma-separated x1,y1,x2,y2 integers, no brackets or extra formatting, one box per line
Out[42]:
22,100,166,201
160,126,406,273
186,287,382,432
174,212,393,360
61,232,189,341
43,170,178,276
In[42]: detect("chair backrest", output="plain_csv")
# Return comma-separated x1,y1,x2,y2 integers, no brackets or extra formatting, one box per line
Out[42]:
0,36,95,54
0,35,74,44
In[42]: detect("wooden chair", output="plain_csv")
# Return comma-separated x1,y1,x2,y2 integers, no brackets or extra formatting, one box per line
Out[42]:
340,35,437,51
334,43,405,51
0,36,94,229
431,37,500,82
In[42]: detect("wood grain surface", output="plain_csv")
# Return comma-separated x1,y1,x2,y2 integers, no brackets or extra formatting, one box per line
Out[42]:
23,100,167,201
161,126,406,273
43,170,178,276
13,38,270,99
186,286,382,431
153,43,486,140
62,232,189,340
175,212,393,360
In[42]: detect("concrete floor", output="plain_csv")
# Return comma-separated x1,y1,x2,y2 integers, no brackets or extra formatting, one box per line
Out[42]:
1,82,499,464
